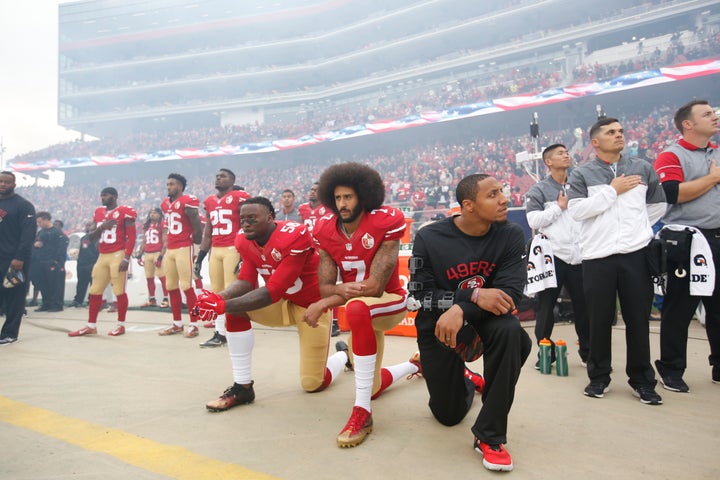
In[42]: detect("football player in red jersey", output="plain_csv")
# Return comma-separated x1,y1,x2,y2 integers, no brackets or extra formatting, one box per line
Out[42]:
298,181,340,337
195,169,251,347
305,163,421,448
158,173,203,338
192,197,349,411
135,208,169,308
297,181,327,232
69,187,137,337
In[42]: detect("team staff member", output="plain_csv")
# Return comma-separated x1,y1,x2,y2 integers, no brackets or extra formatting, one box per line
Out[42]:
306,163,421,448
192,197,348,410
525,143,589,367
158,173,203,338
32,212,67,312
70,221,99,308
654,99,720,390
195,169,250,348
0,171,36,345
69,187,137,337
567,117,666,404
410,173,531,472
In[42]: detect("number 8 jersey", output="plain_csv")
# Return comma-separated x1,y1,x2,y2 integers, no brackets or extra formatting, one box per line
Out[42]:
94,205,138,254
312,206,406,296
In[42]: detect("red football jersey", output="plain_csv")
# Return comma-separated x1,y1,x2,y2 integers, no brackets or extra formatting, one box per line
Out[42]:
297,202,328,232
161,194,200,249
143,221,163,253
312,206,406,296
94,205,138,254
204,189,251,247
234,221,320,307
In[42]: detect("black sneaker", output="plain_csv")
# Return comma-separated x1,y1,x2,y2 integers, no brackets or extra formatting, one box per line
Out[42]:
712,365,720,384
206,382,255,412
199,331,227,348
659,376,689,393
632,385,663,405
331,320,341,337
335,340,353,371
584,382,610,398
0,337,18,345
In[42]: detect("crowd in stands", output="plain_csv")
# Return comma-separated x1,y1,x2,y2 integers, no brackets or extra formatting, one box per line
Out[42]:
19,101,687,239
12,24,718,167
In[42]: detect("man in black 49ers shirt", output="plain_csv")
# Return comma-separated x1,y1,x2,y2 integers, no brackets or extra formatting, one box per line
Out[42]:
410,173,531,472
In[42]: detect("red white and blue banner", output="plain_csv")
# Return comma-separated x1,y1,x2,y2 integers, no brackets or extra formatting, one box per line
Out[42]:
9,57,720,172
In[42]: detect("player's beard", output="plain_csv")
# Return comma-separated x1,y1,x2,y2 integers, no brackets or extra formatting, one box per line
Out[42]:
340,204,362,224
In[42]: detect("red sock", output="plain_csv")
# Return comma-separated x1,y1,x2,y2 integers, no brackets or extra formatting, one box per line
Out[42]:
146,278,156,298
169,289,182,320
88,294,102,323
194,277,202,289
160,277,168,297
371,368,393,400
116,293,128,322
184,287,198,322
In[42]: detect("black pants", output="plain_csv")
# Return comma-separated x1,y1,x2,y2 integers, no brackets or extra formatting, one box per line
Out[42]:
534,257,589,362
0,260,29,339
583,249,656,388
37,263,64,309
415,310,531,445
656,231,720,376
74,265,93,305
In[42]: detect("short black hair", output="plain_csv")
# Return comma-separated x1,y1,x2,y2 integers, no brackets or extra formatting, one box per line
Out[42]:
317,162,385,215
542,144,567,162
0,171,16,180
168,173,187,190
219,168,236,181
589,117,620,139
101,187,118,196
281,189,295,197
53,220,64,229
37,211,52,221
456,174,491,204
674,99,710,133
243,196,276,219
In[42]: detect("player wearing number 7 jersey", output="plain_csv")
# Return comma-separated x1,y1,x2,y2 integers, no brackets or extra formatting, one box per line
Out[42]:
306,163,421,448
193,196,348,412
69,187,137,337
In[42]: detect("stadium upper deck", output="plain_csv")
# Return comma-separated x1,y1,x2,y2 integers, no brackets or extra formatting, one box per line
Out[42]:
58,0,720,138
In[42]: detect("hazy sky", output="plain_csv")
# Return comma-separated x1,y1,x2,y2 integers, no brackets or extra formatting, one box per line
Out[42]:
0,0,78,163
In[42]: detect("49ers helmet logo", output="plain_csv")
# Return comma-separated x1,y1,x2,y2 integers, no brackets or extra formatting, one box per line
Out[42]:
361,233,375,249
271,248,282,262
459,276,485,290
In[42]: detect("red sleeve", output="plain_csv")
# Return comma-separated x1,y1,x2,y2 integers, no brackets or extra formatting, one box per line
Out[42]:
654,151,684,183
124,221,136,257
263,249,311,303
377,207,406,241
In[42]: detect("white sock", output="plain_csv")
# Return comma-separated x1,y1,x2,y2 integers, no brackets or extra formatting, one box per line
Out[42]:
325,350,348,383
215,314,227,336
384,361,418,382
173,320,183,328
353,353,376,412
227,330,254,385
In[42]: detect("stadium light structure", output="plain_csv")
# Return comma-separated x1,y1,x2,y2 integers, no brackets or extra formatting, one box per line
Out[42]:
515,112,542,184
596,104,606,119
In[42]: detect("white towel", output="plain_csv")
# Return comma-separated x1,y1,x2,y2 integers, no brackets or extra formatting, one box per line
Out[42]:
525,234,557,295
655,224,715,297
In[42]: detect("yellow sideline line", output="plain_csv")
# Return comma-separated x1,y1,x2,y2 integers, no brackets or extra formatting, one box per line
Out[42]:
0,396,278,480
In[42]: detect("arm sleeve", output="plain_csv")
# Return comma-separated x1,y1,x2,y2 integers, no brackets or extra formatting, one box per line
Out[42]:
661,180,680,204
263,250,311,303
15,200,36,262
